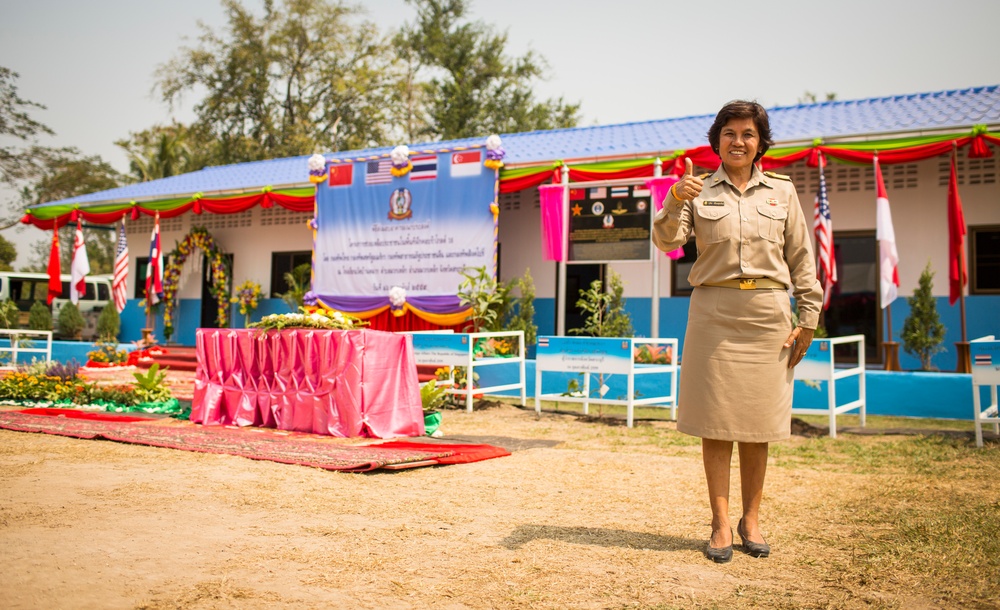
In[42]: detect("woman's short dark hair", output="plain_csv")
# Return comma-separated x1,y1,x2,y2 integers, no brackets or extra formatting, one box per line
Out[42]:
707,100,774,162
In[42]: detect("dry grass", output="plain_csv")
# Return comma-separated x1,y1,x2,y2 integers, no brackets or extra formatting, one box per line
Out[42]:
1,398,998,609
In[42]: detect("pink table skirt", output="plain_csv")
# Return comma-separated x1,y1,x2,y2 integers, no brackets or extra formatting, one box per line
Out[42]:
191,328,424,438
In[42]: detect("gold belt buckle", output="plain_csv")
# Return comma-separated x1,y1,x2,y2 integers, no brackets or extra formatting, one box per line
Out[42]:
739,278,757,290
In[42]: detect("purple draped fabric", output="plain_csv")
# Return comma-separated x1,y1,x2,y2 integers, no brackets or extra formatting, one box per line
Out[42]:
317,294,463,314
191,328,424,438
538,184,565,261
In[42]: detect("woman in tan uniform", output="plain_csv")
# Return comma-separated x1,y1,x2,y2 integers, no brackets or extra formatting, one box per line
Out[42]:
652,100,822,563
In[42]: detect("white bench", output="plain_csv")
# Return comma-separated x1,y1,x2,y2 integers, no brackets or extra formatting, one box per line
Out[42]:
792,334,866,438
409,330,526,412
534,336,679,428
971,336,1000,448
0,329,53,367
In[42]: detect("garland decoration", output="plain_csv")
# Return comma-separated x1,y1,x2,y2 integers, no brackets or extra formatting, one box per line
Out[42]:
162,227,230,339
390,145,412,177
484,135,505,170
308,154,328,184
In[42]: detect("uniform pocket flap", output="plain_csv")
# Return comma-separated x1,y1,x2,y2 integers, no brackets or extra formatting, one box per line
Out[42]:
755,205,788,220
695,206,732,221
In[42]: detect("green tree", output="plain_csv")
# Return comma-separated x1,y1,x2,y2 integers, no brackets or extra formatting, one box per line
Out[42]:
1,66,56,224
19,151,124,274
901,261,946,371
570,270,633,338
156,0,397,164
395,0,580,140
115,122,202,181
0,233,16,270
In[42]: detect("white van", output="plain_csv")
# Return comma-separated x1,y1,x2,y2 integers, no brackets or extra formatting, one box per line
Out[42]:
0,272,114,340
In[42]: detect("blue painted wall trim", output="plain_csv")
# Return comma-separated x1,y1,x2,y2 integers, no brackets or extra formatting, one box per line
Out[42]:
476,361,984,421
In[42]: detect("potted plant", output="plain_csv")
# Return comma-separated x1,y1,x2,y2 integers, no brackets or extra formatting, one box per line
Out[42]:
28,300,53,331
420,379,447,436
231,280,262,327
57,301,86,340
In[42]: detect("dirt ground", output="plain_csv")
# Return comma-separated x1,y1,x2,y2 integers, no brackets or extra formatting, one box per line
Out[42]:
0,393,995,609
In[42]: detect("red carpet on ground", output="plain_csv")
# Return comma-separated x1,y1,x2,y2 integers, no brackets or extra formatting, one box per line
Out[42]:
374,440,511,464
0,410,510,471
19,408,153,423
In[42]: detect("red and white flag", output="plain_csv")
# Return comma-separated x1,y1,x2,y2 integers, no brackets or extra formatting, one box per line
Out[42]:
450,151,482,178
70,219,90,305
145,212,164,306
813,153,837,309
112,219,129,313
947,150,967,305
874,157,900,308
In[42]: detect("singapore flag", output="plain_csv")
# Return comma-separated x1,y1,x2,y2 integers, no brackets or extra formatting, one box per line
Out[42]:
450,151,482,177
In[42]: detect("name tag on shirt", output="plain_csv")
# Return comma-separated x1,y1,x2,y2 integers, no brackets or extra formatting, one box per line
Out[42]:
702,200,725,206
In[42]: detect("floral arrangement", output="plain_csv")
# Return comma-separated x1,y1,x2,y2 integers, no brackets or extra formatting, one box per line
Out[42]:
634,344,674,365
308,154,328,183
162,227,230,339
484,135,505,170
250,307,368,331
0,365,177,412
389,286,406,316
473,336,517,358
390,145,412,177
87,341,130,365
231,280,263,326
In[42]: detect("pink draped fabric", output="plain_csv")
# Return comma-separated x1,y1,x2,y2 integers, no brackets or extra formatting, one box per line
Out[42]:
645,176,685,260
191,328,424,438
538,184,566,261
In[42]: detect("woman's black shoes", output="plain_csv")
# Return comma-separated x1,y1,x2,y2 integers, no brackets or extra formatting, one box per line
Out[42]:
705,529,733,563
737,518,771,558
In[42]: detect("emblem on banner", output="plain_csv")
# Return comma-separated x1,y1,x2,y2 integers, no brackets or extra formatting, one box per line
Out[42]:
388,188,413,220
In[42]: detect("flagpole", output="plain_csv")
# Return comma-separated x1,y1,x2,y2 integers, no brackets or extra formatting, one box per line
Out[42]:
875,153,901,371
952,144,971,373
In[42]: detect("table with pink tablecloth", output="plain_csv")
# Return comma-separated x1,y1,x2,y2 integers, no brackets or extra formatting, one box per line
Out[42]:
191,328,424,438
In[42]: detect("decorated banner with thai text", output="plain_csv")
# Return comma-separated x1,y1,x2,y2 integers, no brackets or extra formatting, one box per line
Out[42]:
314,149,495,300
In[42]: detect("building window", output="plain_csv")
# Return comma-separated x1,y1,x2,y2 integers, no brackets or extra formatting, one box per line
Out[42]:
134,257,149,299
670,239,697,296
971,225,1000,294
271,251,312,298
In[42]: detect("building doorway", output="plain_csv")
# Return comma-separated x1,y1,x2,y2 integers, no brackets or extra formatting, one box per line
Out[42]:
562,263,604,334
200,253,233,329
822,231,878,363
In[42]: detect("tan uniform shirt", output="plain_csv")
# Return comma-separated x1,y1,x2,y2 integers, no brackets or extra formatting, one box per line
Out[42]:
651,165,823,329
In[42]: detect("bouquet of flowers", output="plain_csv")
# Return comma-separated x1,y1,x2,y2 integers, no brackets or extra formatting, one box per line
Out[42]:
231,280,263,326
250,307,368,331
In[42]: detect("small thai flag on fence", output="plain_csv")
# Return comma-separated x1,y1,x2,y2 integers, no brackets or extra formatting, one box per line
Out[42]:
538,337,549,348
974,353,992,366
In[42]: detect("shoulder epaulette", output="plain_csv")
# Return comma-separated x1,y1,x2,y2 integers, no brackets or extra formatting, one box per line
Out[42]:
764,171,792,182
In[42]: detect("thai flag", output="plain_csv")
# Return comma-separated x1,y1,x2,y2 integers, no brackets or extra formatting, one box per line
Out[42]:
974,353,992,366
410,155,438,181
610,186,629,198
145,213,164,306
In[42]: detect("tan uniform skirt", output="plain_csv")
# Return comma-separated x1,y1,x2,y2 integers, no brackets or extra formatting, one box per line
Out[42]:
677,286,794,442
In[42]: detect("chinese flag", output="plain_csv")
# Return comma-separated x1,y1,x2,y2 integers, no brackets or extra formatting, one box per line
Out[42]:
947,152,967,305
46,229,61,305
328,164,353,187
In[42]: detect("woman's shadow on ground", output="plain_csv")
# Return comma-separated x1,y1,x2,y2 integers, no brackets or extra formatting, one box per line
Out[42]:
499,524,703,552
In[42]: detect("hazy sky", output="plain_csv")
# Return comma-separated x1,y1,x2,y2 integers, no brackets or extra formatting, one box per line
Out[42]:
2,0,998,264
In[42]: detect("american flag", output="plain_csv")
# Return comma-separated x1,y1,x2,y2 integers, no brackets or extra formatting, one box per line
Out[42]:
112,219,129,313
365,159,392,185
814,154,837,309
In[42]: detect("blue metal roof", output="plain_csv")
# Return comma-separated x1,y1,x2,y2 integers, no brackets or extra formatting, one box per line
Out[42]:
35,84,1000,209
